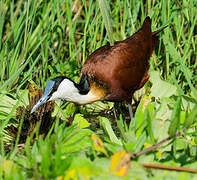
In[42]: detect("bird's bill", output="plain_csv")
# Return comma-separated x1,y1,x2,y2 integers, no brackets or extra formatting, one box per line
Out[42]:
30,93,50,113
31,80,56,113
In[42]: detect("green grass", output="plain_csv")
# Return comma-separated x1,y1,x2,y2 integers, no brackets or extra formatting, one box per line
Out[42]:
0,0,197,179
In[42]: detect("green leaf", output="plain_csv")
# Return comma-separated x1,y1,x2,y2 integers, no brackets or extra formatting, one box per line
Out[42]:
150,71,177,99
133,131,147,153
63,129,93,153
98,116,122,145
144,107,155,144
65,155,104,179
184,104,197,129
91,134,108,156
181,95,196,110
155,97,173,121
0,94,17,116
133,95,151,137
73,114,90,129
168,97,181,137
65,103,78,117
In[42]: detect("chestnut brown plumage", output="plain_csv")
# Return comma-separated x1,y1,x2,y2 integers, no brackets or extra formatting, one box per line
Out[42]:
82,16,167,103
31,16,167,117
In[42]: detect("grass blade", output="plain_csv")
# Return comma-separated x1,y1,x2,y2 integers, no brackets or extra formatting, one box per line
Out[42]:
168,97,181,137
98,0,114,45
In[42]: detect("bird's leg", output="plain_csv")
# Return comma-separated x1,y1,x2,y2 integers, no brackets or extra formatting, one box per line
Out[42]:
114,102,130,121
113,102,119,120
113,102,125,119
128,99,133,120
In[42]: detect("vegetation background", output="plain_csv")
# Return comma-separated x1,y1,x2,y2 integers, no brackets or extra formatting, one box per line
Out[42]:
0,0,197,179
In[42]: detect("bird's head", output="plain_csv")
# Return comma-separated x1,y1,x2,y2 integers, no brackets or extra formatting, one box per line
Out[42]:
31,75,90,113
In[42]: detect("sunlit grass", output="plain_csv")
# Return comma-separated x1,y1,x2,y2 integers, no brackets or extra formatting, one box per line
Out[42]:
0,0,197,179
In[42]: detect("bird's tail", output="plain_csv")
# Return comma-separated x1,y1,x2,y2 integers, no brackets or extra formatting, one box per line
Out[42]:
152,25,168,36
151,25,168,55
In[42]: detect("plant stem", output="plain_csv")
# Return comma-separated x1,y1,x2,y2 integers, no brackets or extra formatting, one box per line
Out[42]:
133,130,185,157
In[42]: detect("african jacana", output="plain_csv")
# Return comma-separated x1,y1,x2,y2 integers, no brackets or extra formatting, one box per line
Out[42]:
31,16,167,118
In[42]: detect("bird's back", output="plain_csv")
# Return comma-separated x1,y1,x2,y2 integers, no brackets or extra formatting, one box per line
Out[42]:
82,17,163,102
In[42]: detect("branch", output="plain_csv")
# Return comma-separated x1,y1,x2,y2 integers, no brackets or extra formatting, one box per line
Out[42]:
141,163,197,173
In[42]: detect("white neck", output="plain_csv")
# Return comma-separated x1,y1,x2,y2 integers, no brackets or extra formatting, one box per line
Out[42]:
49,79,100,104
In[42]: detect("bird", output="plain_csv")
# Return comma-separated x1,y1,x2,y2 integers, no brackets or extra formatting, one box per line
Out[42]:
31,16,167,119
